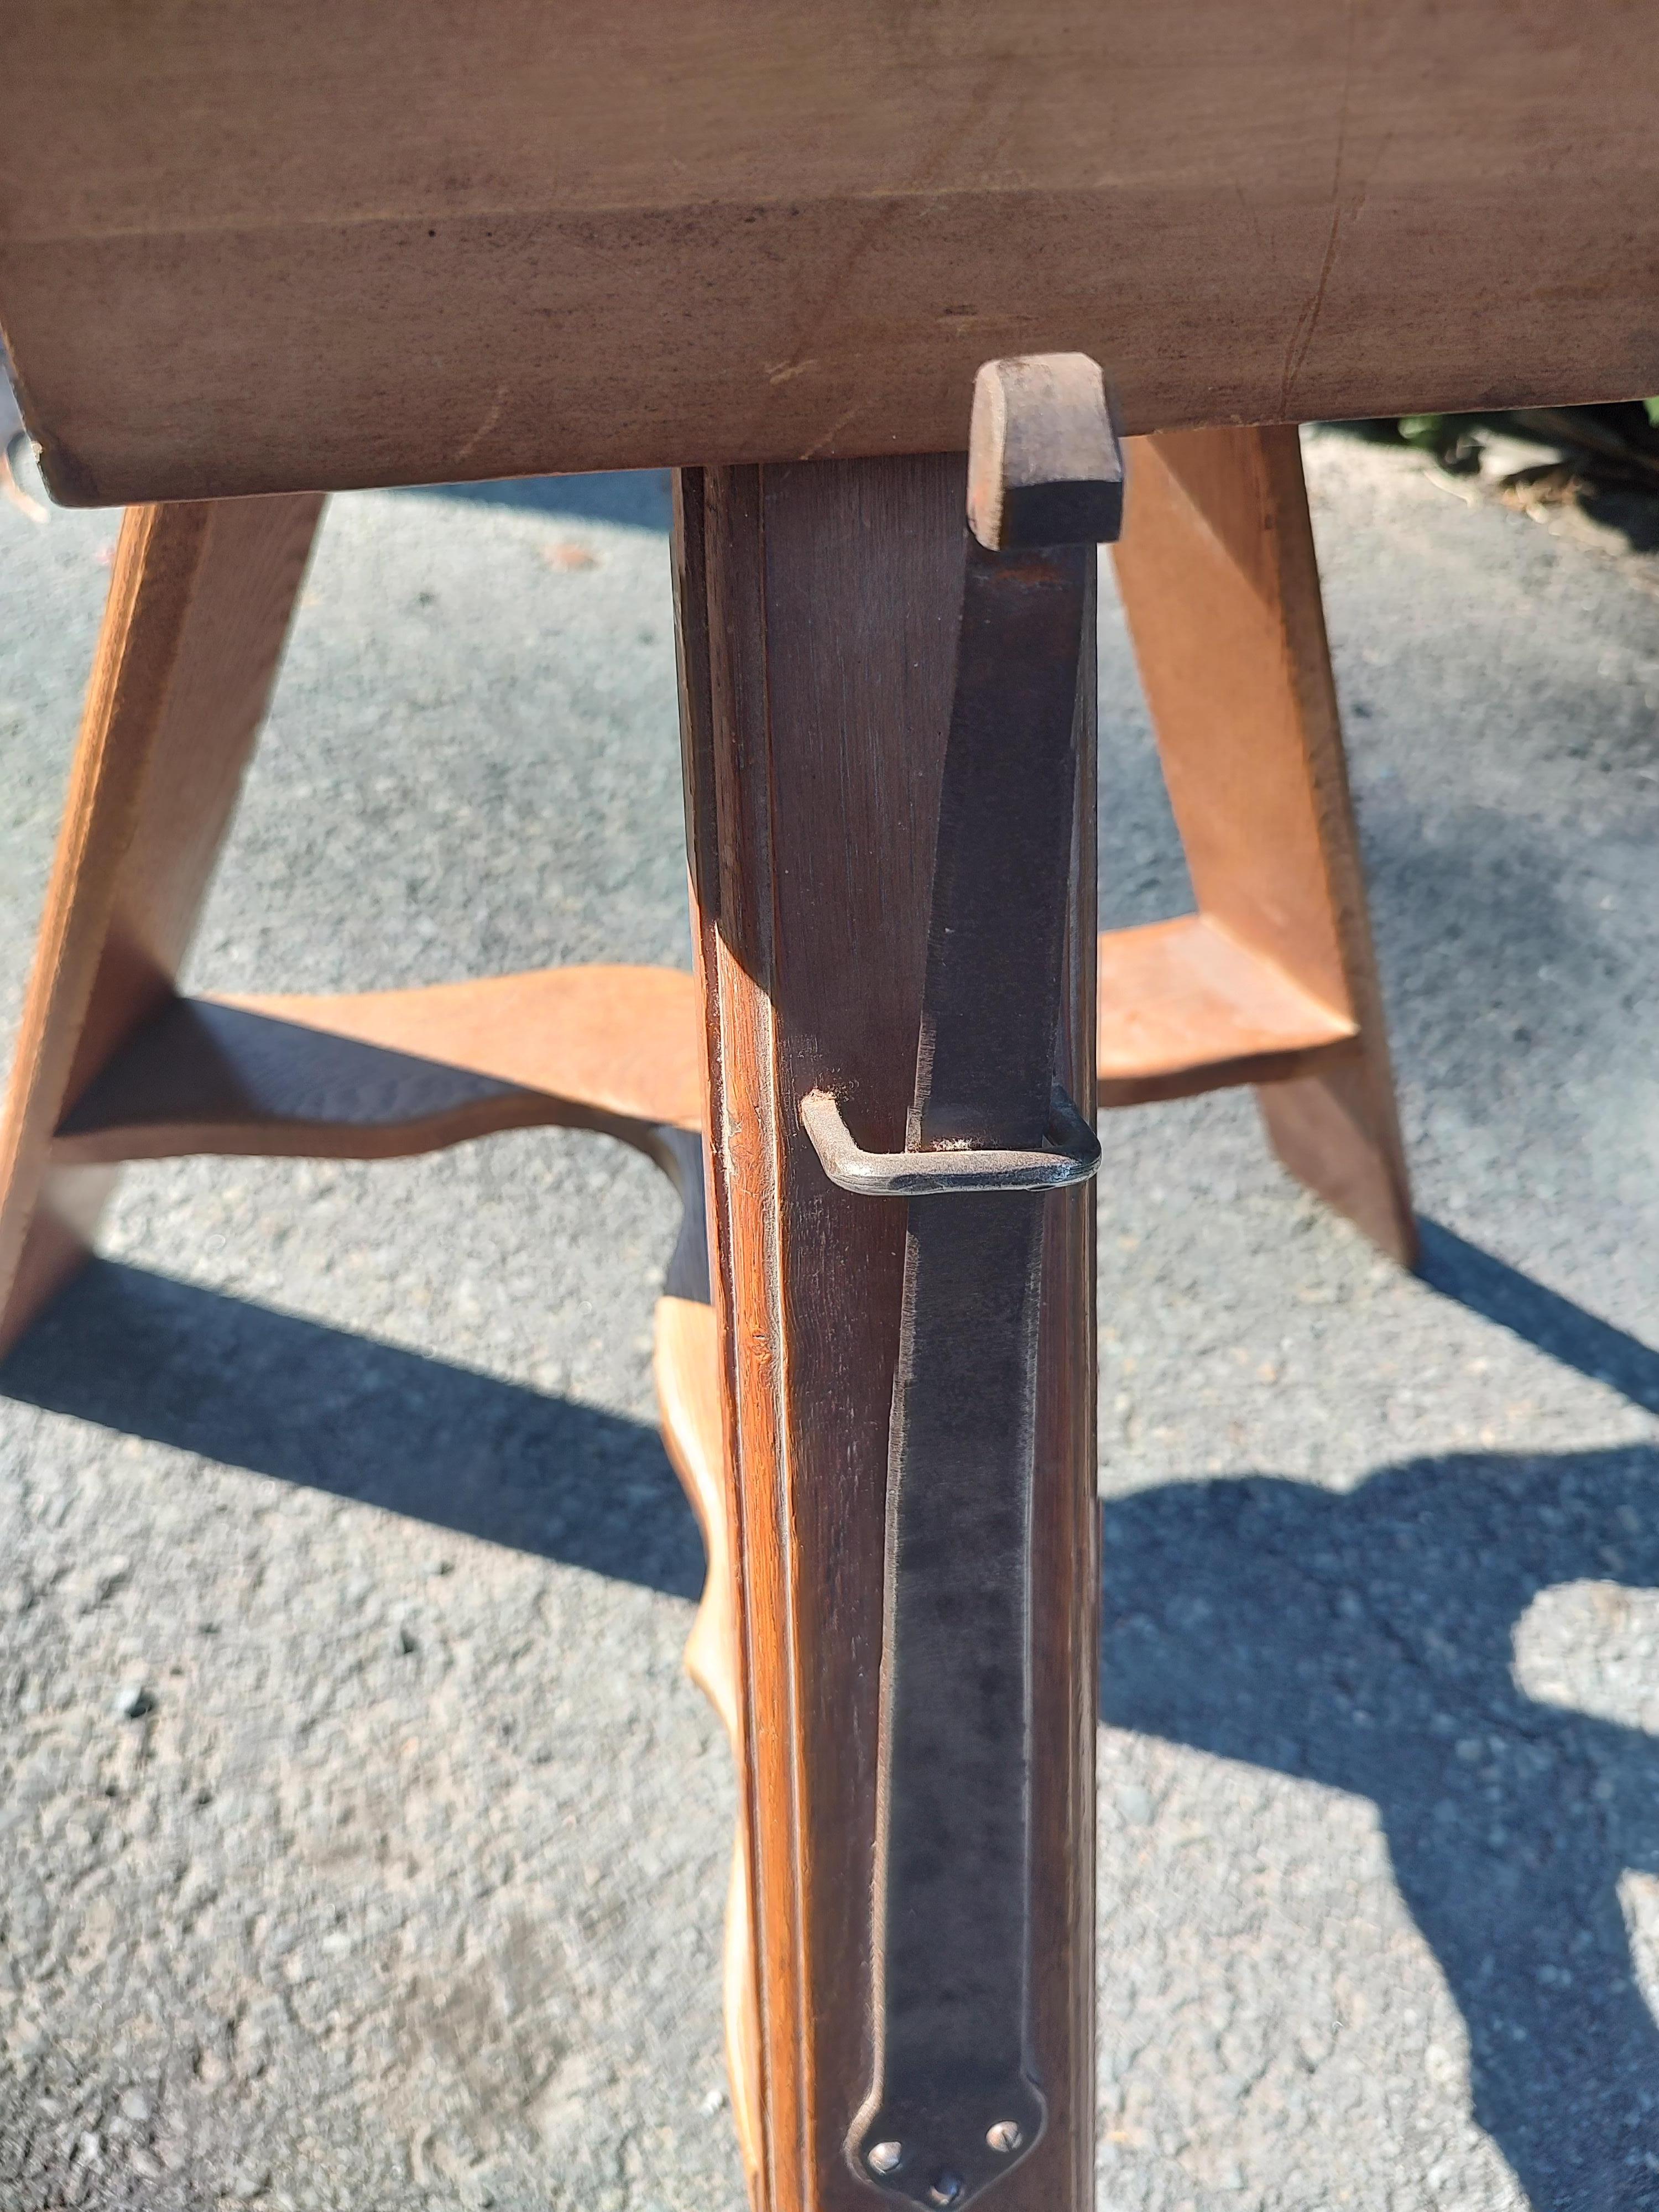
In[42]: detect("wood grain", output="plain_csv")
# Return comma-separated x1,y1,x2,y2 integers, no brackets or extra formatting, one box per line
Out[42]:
0,493,322,1355
49,968,700,1167
967,353,1122,552
674,454,1096,2212
1096,914,1354,1107
4,3,1658,503
224,967,701,1131
1111,425,1415,1260
654,1291,764,2205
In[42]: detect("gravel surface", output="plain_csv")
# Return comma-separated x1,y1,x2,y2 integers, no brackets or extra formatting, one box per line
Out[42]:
0,435,1655,2211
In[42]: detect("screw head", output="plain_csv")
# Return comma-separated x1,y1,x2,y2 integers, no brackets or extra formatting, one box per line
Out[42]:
986,2120,1022,2154
926,2173,964,2207
867,2142,902,2177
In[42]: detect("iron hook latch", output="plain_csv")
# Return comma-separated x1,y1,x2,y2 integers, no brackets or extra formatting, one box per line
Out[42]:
802,353,1124,2211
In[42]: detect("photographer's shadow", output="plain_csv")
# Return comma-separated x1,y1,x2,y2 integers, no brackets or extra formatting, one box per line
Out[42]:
1102,1444,1659,2210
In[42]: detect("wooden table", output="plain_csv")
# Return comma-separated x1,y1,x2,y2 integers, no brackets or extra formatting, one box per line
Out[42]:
2,11,1653,2206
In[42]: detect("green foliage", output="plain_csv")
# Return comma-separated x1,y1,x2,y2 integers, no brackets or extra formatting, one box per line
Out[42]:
1395,413,1484,472
1380,401,1659,484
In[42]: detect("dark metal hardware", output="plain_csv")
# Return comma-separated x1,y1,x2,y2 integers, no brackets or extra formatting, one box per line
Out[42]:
799,1083,1099,1199
817,354,1121,2210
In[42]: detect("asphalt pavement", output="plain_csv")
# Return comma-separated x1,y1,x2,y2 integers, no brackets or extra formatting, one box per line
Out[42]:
0,431,1656,2211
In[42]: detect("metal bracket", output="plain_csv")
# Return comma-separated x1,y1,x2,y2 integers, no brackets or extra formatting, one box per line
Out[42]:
808,353,1121,2211
800,1084,1099,1198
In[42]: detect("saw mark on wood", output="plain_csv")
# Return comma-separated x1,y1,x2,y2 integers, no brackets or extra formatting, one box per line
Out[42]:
1279,0,1360,422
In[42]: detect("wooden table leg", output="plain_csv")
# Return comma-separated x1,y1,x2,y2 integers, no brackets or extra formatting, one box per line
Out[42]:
672,457,1098,2212
1111,426,1415,1264
655,1289,766,2201
0,493,323,1352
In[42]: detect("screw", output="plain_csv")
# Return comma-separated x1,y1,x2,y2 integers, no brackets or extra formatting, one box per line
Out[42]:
867,2142,902,2177
927,2173,964,2207
986,2120,1022,2154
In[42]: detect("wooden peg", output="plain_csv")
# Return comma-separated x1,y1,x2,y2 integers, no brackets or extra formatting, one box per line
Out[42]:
967,353,1124,551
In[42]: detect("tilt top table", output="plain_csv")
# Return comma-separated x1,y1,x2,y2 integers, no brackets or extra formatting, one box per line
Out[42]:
3,9,1657,2208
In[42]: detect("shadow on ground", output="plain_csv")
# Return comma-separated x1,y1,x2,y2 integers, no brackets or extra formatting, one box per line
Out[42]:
1417,1220,1659,1415
4,1227,1658,2205
1096,1217,1659,2206
0,1259,702,1601
398,471,672,531
1103,1442,1659,2210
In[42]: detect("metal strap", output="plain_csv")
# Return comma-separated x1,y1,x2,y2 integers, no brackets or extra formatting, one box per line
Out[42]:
801,354,1118,2211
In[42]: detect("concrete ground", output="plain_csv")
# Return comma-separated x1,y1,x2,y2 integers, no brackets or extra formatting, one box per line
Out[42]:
0,430,1655,2212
